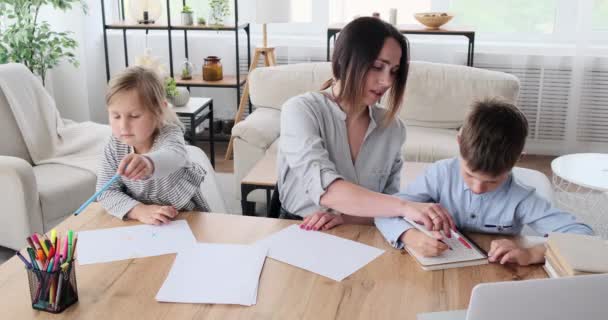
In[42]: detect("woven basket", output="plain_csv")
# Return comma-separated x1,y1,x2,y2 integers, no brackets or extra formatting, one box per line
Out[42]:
414,12,453,29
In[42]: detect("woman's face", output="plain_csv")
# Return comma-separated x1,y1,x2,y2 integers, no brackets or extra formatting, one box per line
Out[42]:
363,37,402,106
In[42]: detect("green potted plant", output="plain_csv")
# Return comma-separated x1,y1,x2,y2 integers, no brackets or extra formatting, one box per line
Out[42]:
165,77,189,106
165,77,178,99
181,5,194,25
208,0,230,26
197,17,207,26
0,0,87,85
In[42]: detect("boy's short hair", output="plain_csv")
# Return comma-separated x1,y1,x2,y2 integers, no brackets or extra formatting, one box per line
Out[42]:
459,98,528,176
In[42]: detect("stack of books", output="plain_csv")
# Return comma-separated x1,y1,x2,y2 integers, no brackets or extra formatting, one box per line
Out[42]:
544,233,608,278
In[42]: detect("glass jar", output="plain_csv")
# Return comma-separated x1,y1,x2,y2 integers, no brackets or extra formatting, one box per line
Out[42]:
180,60,194,80
202,56,223,81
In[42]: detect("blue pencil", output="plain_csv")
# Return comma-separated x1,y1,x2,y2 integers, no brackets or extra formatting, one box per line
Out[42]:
74,174,120,215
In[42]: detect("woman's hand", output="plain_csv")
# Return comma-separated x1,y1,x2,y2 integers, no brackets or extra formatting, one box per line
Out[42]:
118,154,154,180
300,210,345,231
403,201,455,236
127,204,178,225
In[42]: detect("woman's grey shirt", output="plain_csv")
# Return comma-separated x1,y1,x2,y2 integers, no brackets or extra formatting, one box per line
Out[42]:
278,90,407,217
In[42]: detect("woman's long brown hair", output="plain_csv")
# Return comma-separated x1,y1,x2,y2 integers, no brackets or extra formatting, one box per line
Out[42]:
321,17,410,126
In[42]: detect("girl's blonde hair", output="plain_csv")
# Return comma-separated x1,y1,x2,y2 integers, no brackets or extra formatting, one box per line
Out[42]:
105,66,183,129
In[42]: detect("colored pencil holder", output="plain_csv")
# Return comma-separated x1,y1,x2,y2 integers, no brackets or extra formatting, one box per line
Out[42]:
26,260,78,313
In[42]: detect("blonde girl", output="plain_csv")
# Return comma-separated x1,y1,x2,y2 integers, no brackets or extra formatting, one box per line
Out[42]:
97,66,209,225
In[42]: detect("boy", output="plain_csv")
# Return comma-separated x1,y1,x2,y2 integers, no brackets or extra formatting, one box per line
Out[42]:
375,99,593,266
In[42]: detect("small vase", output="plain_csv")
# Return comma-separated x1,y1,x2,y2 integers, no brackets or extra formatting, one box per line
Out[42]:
209,7,226,26
181,12,193,25
222,119,234,135
180,60,194,80
170,87,190,107
212,119,223,134
203,56,223,81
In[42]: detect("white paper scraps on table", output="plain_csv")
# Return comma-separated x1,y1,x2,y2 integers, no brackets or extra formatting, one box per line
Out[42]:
256,224,384,281
77,220,197,265
156,243,268,306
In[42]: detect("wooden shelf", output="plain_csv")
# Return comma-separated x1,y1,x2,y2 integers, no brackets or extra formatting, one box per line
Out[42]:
171,23,249,31
106,21,169,30
175,75,246,88
105,21,249,31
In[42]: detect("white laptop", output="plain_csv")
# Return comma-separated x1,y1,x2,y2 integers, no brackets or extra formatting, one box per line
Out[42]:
418,274,608,320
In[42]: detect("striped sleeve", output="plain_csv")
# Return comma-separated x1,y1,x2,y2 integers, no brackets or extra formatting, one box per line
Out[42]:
96,138,140,219
146,125,189,179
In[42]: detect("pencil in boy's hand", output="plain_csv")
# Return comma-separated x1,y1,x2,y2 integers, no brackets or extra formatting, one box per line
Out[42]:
403,216,453,250
74,173,120,215
450,229,472,249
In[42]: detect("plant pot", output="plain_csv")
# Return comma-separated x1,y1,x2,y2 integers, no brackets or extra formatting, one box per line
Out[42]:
181,12,193,25
222,119,234,136
169,87,190,107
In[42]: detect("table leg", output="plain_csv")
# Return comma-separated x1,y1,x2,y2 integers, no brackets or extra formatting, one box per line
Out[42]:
266,189,271,217
327,30,331,61
467,34,475,67
209,101,215,168
240,184,256,216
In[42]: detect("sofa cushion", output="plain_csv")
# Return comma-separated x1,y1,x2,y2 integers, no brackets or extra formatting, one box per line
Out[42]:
400,61,520,129
232,107,281,149
402,126,460,162
33,163,96,228
249,62,332,110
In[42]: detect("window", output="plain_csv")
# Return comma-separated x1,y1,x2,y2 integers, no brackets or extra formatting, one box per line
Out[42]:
329,0,431,24
593,0,608,30
120,1,235,25
448,0,557,34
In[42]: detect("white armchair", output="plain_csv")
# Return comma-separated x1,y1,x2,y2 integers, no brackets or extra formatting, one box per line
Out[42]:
231,61,520,203
0,85,100,250
0,63,226,250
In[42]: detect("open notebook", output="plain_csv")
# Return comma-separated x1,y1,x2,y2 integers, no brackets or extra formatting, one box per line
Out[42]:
403,217,488,271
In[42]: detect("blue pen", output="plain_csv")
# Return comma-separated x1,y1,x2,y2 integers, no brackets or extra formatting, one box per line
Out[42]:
74,174,120,215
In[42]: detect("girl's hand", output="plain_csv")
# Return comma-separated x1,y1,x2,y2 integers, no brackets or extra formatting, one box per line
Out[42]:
403,202,455,236
127,204,178,225
118,154,154,180
300,210,345,231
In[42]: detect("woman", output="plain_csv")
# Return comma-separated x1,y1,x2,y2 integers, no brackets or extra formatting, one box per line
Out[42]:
278,17,454,234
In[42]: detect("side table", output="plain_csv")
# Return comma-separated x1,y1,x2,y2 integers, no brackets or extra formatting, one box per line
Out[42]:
327,23,475,67
173,97,215,167
241,152,277,216
551,153,608,237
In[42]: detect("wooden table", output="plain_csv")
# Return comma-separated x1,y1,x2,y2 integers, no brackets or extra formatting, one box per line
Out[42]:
0,203,547,319
240,152,277,216
327,23,476,66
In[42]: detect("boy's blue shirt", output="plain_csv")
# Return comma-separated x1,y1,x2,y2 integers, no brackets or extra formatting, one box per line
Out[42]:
375,158,594,249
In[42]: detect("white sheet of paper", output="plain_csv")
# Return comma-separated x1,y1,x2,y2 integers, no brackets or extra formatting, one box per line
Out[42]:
77,220,196,265
256,224,384,281
156,243,267,306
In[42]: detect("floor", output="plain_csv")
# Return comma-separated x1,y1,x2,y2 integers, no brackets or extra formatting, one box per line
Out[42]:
0,142,556,265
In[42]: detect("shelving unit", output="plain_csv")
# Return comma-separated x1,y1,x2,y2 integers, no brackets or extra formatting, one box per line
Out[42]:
100,0,251,144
